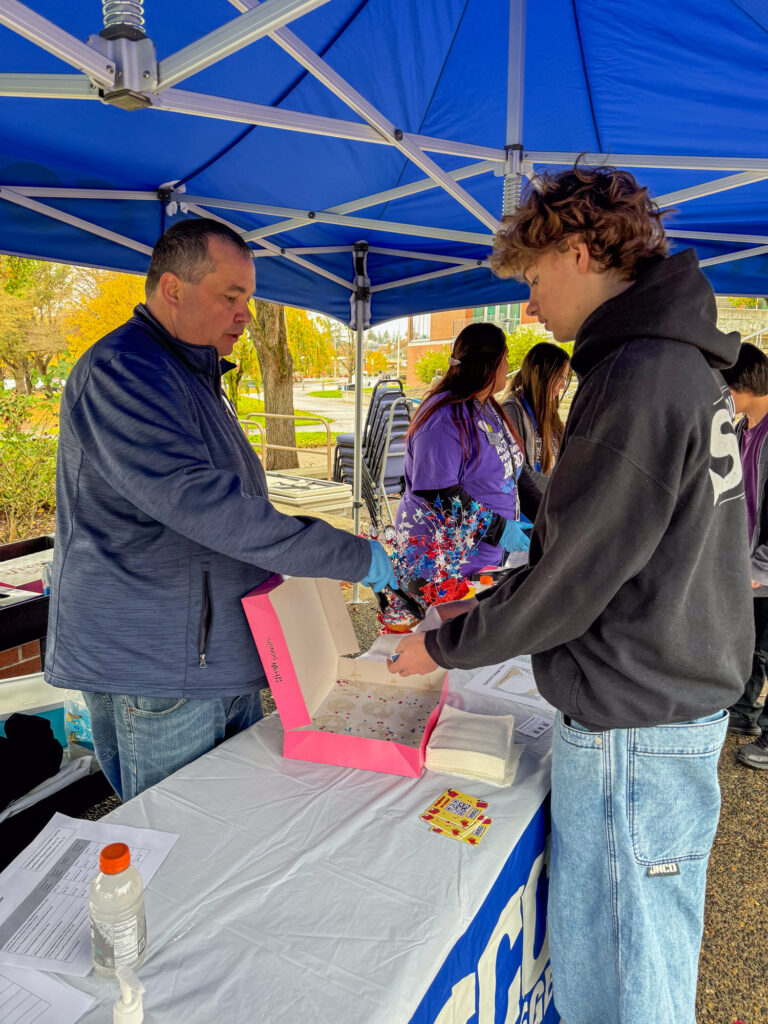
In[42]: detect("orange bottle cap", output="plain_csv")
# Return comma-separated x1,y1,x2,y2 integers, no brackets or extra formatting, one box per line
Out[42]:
100,842,131,874
479,575,494,585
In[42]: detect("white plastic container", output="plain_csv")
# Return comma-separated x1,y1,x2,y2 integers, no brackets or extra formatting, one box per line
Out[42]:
89,843,147,977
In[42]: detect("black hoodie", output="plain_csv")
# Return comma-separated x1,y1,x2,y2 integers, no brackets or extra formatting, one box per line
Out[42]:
425,250,753,729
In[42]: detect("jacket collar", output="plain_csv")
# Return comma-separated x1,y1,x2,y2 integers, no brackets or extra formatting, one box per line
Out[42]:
132,304,228,383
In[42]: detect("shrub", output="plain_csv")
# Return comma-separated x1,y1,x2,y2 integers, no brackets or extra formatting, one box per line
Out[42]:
414,349,451,384
0,390,57,543
506,327,573,372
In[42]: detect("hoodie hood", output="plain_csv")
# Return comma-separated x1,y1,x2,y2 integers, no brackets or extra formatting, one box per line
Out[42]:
571,249,740,377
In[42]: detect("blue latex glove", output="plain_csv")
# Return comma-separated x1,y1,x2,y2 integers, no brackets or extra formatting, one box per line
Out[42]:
360,540,399,593
500,519,530,553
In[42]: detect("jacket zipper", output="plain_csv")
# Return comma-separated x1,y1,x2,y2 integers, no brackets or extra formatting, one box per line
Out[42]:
198,570,213,668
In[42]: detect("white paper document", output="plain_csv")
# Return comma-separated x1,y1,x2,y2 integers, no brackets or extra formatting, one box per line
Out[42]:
0,549,53,589
515,713,553,739
0,813,178,976
464,658,556,713
0,965,94,1024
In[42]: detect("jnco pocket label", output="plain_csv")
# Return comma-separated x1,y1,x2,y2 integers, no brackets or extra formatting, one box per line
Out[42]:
647,862,680,878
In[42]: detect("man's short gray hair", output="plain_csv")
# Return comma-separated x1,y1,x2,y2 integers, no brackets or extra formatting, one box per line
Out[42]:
146,219,252,295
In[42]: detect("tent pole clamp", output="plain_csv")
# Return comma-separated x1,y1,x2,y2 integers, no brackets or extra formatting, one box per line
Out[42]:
87,31,157,109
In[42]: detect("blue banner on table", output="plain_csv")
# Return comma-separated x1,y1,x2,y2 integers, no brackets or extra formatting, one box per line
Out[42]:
410,798,559,1024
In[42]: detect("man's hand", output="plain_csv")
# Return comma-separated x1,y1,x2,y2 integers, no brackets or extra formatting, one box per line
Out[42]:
435,597,478,620
752,580,763,589
387,631,440,676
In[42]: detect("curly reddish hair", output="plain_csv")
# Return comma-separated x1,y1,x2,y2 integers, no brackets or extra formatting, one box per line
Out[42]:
491,162,669,281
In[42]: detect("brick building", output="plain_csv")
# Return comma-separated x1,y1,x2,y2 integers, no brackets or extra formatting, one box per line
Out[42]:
404,302,541,385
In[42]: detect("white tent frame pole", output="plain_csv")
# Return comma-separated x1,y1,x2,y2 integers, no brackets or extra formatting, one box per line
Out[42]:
0,0,116,86
0,72,97,97
653,171,768,208
506,0,526,146
365,247,486,266
155,88,505,159
228,0,500,232
501,0,526,215
181,192,493,244
243,215,492,246
157,0,332,91
183,203,354,289
699,245,768,268
8,187,159,200
668,230,768,244
0,187,153,255
288,246,484,265
332,161,499,214
13,185,768,252
243,160,498,242
526,151,768,172
371,263,483,293
268,30,501,233
0,180,494,253
349,243,370,605
352,306,365,603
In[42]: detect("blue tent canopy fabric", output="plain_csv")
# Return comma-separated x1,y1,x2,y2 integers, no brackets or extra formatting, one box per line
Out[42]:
2,0,768,326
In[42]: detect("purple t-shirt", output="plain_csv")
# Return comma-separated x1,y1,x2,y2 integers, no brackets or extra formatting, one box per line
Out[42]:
740,413,768,541
395,397,524,575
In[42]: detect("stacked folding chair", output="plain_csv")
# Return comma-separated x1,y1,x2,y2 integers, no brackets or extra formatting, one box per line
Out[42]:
333,379,412,526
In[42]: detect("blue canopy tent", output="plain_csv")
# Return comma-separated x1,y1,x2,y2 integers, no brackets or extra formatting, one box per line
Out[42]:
2,0,768,544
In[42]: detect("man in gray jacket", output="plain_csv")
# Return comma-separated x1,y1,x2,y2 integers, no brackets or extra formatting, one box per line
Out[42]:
46,219,396,800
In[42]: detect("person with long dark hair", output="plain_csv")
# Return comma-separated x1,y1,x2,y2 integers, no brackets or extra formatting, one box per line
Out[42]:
395,322,543,580
502,342,571,474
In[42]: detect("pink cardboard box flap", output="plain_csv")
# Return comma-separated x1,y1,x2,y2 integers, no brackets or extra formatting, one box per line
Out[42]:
241,575,448,777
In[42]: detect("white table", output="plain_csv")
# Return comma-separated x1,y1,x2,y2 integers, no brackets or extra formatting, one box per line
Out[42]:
69,668,560,1024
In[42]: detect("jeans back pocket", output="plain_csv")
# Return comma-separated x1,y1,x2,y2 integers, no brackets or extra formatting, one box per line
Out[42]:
628,712,727,865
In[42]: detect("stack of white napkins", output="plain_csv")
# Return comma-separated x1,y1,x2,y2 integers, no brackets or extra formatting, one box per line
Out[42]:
426,704,523,787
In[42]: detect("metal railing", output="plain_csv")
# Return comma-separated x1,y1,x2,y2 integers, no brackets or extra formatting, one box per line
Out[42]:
239,411,334,480
742,327,768,352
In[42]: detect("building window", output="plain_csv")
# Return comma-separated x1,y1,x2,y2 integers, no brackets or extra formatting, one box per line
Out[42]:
411,314,431,341
474,304,521,330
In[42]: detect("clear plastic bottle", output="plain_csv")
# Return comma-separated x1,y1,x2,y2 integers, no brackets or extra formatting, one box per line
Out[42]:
89,843,147,977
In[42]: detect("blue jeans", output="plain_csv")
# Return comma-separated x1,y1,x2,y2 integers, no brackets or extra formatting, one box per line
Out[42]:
83,690,264,802
549,709,727,1024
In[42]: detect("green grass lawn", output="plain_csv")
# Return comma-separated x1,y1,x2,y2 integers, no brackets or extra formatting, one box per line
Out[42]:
237,395,329,426
305,387,373,399
295,431,339,448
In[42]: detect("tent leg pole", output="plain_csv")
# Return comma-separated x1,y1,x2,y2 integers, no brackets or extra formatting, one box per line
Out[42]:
350,297,366,604
503,0,526,215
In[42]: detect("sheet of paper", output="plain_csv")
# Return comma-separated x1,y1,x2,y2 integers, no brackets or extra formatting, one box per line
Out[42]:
0,813,178,976
0,548,53,589
0,586,40,609
464,659,555,713
515,713,553,739
0,758,92,826
0,966,94,1024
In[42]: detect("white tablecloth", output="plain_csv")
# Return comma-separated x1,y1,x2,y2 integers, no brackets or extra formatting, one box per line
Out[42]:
70,669,553,1024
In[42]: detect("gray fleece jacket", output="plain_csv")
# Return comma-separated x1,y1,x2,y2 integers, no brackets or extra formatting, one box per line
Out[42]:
45,305,370,698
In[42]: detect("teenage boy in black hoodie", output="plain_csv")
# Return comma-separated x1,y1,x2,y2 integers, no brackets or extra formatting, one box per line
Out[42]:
722,342,768,769
389,165,752,1024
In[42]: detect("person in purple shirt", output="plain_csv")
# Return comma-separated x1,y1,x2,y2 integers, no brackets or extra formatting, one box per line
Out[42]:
722,341,768,769
395,322,544,584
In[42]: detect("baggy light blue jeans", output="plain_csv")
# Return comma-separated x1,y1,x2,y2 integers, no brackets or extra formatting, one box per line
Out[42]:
83,690,264,802
548,709,727,1024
